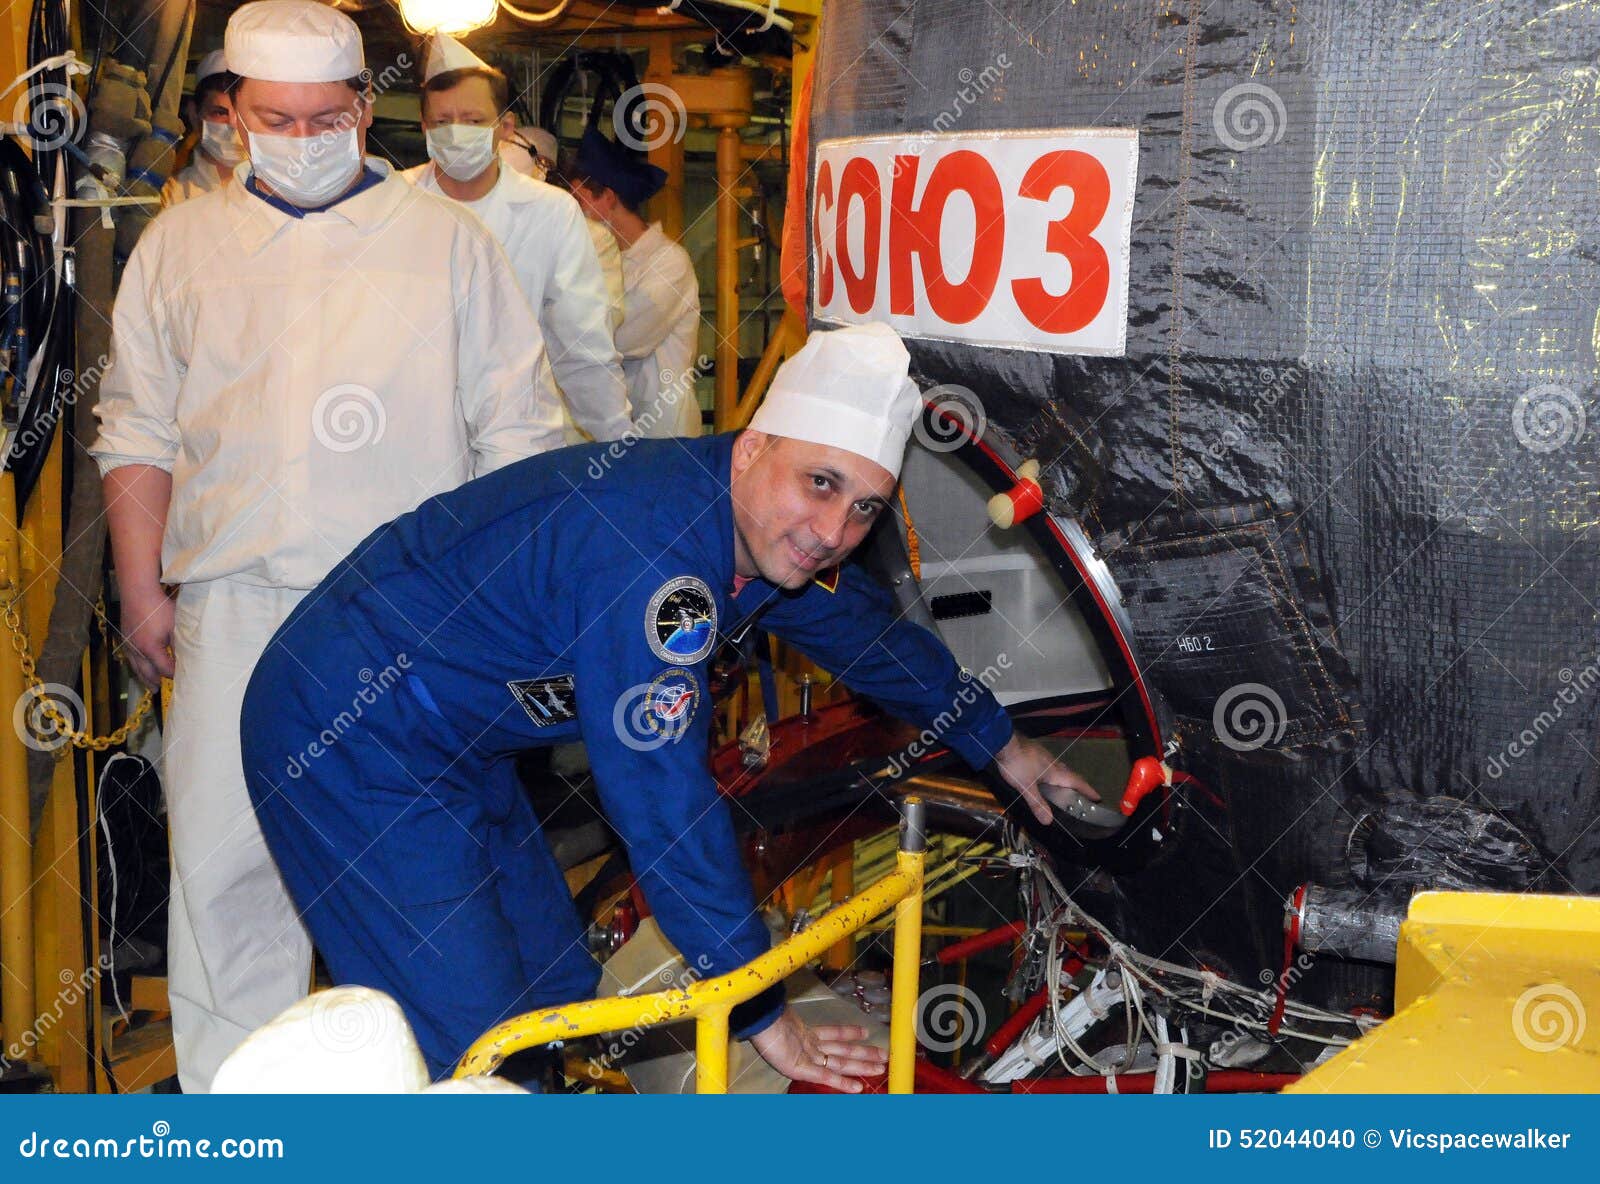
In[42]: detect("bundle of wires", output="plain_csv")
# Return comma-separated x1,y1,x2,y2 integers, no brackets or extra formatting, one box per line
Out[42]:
1013,832,1377,1078
2,0,76,514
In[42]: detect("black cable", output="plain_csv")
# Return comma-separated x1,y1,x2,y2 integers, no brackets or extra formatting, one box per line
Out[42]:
145,0,194,122
4,0,75,513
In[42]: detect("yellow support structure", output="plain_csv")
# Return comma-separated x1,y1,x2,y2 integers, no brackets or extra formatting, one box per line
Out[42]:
458,799,928,1093
1291,891,1600,1093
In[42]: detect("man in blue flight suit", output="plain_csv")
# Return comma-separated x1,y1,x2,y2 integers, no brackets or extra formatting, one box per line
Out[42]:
239,322,1099,1089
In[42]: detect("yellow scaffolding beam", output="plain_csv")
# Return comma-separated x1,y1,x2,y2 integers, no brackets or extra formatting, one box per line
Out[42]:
458,798,927,1093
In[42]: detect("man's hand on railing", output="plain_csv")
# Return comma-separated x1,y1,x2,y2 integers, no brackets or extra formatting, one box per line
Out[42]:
749,1005,888,1093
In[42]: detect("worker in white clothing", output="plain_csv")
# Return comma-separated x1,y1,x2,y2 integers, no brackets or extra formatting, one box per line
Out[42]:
161,49,243,206
499,125,624,334
569,128,703,438
404,34,631,443
90,0,563,1093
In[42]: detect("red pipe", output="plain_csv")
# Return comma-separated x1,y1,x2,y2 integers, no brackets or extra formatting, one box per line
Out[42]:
1012,1070,1300,1094
914,1060,988,1094
983,987,1051,1058
937,920,1026,965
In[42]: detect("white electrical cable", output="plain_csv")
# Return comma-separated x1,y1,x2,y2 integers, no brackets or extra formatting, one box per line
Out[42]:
96,753,138,1025
1025,844,1365,1051
659,0,794,33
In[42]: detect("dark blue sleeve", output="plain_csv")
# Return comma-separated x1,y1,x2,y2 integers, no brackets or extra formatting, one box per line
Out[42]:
755,563,1014,769
572,564,783,1039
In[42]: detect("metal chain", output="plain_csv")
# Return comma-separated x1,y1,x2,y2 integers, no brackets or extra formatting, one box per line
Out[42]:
4,596,154,753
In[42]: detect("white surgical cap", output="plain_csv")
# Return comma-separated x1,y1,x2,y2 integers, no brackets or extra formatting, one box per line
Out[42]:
749,322,923,479
225,0,364,84
424,32,491,82
523,127,558,162
195,49,229,84
211,987,430,1094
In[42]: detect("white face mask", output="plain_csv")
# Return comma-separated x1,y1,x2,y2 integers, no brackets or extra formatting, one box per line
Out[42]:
200,118,245,167
426,124,497,183
246,125,363,208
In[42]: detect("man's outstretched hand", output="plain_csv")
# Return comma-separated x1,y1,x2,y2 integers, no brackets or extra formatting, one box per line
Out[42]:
748,1006,888,1092
994,732,1101,825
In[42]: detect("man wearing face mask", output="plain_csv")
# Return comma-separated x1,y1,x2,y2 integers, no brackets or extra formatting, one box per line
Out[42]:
91,0,563,1094
162,50,245,206
403,34,631,444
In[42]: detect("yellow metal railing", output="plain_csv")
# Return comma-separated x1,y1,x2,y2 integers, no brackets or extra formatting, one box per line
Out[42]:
456,798,928,1093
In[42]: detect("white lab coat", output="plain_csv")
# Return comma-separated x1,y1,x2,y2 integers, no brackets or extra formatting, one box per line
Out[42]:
588,217,626,332
404,161,633,442
94,158,563,589
91,158,562,1091
617,222,702,438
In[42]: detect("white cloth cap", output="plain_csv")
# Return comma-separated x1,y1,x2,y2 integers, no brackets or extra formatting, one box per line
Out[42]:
211,986,431,1093
225,0,364,84
748,322,922,478
196,49,229,83
522,127,557,162
424,32,491,82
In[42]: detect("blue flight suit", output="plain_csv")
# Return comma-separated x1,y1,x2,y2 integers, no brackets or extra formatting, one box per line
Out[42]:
239,432,1014,1076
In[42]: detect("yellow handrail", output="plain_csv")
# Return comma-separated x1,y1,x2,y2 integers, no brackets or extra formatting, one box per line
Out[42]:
456,798,928,1093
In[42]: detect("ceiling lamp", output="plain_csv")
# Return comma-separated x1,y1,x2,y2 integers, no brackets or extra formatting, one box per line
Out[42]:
396,0,497,35
396,0,571,35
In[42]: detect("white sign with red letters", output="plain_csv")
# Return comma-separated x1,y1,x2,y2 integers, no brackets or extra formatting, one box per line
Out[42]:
811,129,1139,356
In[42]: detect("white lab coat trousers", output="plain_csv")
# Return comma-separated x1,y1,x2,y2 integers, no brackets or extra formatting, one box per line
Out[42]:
91,159,562,1091
164,580,308,1094
617,222,703,438
404,162,632,442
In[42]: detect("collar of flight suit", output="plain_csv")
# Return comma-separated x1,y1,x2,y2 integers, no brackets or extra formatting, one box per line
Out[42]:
223,157,417,255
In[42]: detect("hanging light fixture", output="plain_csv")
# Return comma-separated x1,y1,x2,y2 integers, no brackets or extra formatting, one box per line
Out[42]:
396,0,499,35
395,0,572,36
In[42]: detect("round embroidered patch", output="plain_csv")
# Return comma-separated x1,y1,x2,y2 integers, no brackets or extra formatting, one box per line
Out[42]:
645,576,717,664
